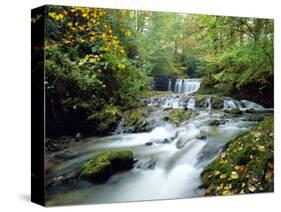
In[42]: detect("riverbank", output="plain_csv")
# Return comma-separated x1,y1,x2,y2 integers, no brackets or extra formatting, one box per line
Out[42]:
201,116,274,195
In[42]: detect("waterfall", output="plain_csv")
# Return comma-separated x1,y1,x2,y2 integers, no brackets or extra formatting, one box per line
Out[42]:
174,79,201,94
168,79,172,91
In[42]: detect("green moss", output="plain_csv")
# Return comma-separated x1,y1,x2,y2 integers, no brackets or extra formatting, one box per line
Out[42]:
201,116,274,196
168,108,197,125
194,94,207,108
137,90,174,99
79,150,134,182
84,105,122,135
211,96,224,109
225,108,242,115
123,107,153,127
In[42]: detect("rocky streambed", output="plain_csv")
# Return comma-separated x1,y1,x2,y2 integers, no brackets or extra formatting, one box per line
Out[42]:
45,92,273,206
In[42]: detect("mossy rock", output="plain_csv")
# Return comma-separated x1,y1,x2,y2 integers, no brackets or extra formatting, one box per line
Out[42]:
211,96,224,109
225,108,242,115
194,94,207,108
201,116,274,196
83,105,122,135
79,150,134,183
168,108,197,125
137,90,174,99
122,107,155,133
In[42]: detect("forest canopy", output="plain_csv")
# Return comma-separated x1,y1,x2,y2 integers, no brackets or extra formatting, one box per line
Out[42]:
33,6,273,137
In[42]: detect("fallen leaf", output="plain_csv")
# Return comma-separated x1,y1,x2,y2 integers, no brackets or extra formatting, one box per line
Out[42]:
257,145,265,152
253,131,262,138
268,161,274,169
221,152,226,159
220,173,227,179
222,189,231,196
217,183,224,191
265,172,273,181
234,165,240,170
206,186,212,194
247,184,256,192
230,171,239,180
214,171,221,176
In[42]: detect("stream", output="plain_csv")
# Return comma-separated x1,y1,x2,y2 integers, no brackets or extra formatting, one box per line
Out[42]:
45,79,273,206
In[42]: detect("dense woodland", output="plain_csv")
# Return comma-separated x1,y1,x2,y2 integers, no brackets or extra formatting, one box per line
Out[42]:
31,6,274,202
33,6,273,138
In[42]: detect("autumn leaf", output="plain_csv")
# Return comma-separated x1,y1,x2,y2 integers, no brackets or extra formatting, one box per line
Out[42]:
214,170,220,176
220,173,227,179
230,171,238,180
216,183,224,191
247,184,256,192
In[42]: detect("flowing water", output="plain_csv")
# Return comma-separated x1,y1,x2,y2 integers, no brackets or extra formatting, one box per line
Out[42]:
45,88,272,206
173,79,201,94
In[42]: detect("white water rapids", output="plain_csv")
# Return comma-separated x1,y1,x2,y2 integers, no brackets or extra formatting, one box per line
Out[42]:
45,107,271,206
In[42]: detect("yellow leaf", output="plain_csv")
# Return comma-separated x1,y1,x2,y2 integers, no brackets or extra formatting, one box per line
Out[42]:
247,184,256,192
220,173,227,179
222,189,231,196
118,63,125,70
214,171,220,176
216,183,224,191
230,171,239,180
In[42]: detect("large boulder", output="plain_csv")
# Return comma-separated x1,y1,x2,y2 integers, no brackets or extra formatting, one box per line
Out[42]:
78,150,134,183
118,107,156,133
211,96,224,109
82,105,122,136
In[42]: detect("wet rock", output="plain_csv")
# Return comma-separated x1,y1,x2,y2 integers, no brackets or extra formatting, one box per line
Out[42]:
75,132,82,141
208,119,221,126
163,116,169,121
196,134,207,140
195,94,207,108
211,96,224,109
118,107,156,133
135,157,157,170
163,138,172,144
245,109,256,113
163,107,173,111
46,136,73,152
145,142,153,146
168,108,197,125
78,150,134,183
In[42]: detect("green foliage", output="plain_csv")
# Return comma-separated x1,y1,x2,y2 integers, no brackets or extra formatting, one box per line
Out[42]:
42,5,274,137
44,6,150,137
191,16,273,105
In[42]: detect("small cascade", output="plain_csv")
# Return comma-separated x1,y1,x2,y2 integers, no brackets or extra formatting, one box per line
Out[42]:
206,96,212,110
187,97,196,110
174,79,201,94
223,98,265,111
168,79,172,91
240,100,265,110
223,99,239,110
